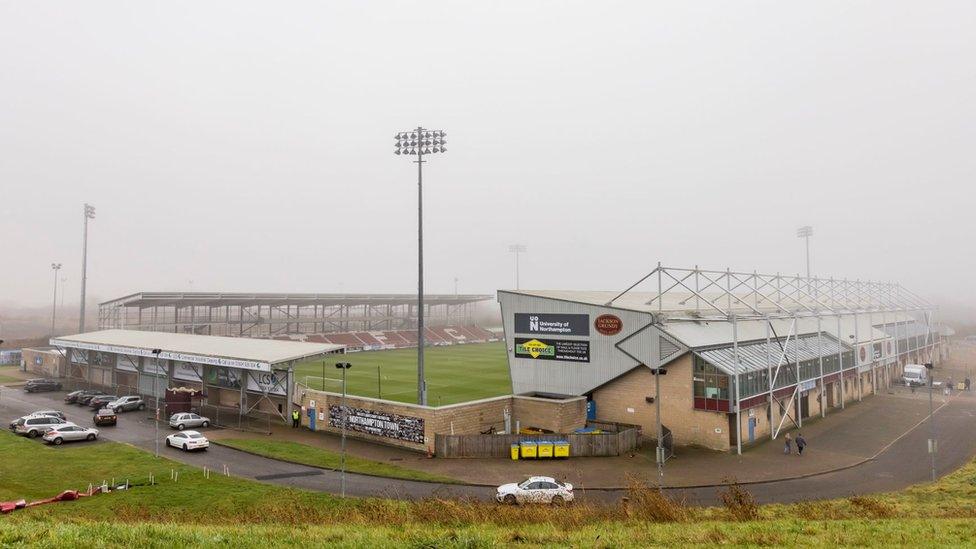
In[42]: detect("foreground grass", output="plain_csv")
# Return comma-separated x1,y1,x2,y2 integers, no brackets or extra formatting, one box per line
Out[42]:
216,438,458,483
293,341,510,405
5,430,976,546
4,519,976,548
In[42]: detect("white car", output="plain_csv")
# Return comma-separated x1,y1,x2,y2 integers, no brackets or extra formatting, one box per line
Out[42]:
9,411,63,430
169,412,211,431
496,476,574,505
42,424,99,445
165,430,209,451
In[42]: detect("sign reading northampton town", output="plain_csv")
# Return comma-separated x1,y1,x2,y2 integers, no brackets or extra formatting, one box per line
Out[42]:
514,313,590,336
515,338,590,363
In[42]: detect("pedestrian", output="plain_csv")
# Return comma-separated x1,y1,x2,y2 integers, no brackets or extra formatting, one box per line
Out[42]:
796,433,807,456
965,377,971,391
783,432,793,455
292,408,301,428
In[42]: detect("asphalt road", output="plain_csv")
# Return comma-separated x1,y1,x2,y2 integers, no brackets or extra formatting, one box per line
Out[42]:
3,387,975,506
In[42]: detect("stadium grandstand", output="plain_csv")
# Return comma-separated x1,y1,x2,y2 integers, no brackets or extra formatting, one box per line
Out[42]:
98,292,495,341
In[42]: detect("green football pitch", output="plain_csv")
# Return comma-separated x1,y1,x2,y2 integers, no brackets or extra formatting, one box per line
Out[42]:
293,341,511,406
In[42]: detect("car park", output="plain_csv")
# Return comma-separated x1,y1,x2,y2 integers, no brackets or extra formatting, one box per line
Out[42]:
23,379,62,393
168,412,211,430
496,476,574,505
165,430,209,451
13,416,69,438
93,408,118,426
109,395,145,413
88,395,119,410
42,425,98,445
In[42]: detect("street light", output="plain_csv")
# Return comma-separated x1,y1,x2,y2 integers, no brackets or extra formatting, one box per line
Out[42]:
152,348,162,457
394,127,447,406
50,263,62,336
796,226,813,294
508,244,527,290
335,361,352,497
925,361,936,481
79,203,96,333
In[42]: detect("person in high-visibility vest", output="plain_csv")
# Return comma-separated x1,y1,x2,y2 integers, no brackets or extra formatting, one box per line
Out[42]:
291,408,300,428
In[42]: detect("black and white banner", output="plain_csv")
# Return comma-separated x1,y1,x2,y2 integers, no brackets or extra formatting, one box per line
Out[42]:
329,405,425,444
247,371,287,396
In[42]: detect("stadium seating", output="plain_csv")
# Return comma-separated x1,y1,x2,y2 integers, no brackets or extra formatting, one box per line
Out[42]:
303,326,497,352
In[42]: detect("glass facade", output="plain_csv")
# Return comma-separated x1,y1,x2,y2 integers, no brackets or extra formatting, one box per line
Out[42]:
694,350,855,403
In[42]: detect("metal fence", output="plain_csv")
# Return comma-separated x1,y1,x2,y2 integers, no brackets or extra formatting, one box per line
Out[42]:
434,428,640,458
197,403,275,435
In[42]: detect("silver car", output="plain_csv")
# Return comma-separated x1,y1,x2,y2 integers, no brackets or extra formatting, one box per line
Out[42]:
169,412,211,431
14,415,69,438
42,424,98,445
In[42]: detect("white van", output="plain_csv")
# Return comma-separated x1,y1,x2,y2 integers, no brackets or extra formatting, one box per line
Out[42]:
903,364,928,387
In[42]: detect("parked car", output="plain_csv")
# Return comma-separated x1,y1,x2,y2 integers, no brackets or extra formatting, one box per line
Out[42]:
165,430,209,451
93,408,117,426
496,476,574,505
109,395,145,413
9,411,63,430
64,390,87,403
13,416,69,438
88,395,119,410
76,391,107,405
168,412,211,431
42,424,98,445
23,379,62,393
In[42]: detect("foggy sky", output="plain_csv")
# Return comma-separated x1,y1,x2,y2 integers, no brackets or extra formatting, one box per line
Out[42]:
2,2,974,319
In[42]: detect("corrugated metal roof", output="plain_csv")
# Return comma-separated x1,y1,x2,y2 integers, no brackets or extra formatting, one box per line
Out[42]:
101,292,492,308
876,322,940,339
50,329,343,369
695,334,848,376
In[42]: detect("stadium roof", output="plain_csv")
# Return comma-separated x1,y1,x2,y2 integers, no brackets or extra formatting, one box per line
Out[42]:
101,292,493,308
50,329,343,371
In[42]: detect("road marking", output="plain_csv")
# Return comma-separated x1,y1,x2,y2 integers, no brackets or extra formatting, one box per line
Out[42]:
871,394,955,460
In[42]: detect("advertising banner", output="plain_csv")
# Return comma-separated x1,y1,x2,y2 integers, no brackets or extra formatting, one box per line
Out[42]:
328,405,425,444
514,337,590,363
116,354,139,373
514,313,589,336
90,351,116,369
70,349,88,365
246,370,287,396
173,361,203,382
206,367,242,389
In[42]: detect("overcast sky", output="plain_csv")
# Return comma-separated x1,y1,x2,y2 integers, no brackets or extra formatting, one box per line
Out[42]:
2,2,974,319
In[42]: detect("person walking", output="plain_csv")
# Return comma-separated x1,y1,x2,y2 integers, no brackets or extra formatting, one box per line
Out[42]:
783,432,793,455
965,377,971,392
291,408,301,428
796,433,807,456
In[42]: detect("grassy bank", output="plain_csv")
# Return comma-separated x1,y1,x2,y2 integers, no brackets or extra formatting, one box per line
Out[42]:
4,429,976,545
3,519,976,548
215,438,457,483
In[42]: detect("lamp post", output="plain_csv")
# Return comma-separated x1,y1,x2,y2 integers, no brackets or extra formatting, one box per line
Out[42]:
508,244,527,290
394,127,447,406
50,263,62,336
796,226,813,295
152,348,162,457
335,361,352,497
79,203,96,333
925,361,936,481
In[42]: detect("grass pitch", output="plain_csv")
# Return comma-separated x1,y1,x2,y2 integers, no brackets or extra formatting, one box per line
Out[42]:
293,341,511,405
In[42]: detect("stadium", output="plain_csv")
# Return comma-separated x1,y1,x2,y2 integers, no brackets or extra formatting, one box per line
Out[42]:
27,265,950,456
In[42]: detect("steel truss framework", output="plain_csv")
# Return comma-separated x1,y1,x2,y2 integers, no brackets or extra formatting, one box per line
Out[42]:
98,292,492,338
610,264,944,455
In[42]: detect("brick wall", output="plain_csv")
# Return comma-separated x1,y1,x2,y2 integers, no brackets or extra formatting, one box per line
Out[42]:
21,348,65,378
296,388,586,453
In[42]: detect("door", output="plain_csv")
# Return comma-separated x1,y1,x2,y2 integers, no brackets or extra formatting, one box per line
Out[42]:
800,394,810,419
826,383,835,408
728,414,738,448
748,417,756,443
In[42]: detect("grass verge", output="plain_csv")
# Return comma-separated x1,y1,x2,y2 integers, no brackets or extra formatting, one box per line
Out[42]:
215,438,458,483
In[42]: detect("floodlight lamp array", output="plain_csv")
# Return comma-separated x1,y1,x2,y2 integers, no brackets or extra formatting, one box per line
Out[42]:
394,129,447,155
